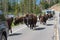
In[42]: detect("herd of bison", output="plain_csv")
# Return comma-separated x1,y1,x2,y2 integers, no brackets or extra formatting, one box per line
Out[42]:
6,13,54,33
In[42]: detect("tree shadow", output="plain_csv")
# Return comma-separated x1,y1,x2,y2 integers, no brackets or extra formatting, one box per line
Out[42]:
46,24,53,26
9,33,22,36
34,27,45,30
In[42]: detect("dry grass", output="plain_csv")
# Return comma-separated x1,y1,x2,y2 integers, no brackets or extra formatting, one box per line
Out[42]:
50,4,60,11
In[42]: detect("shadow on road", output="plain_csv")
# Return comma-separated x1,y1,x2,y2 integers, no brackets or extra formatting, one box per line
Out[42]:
48,18,54,21
9,33,22,36
35,25,39,27
34,27,45,30
46,24,53,26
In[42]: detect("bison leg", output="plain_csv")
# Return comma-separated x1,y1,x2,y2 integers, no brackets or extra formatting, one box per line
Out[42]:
25,23,29,27
30,24,32,29
10,29,12,33
30,24,33,29
27,24,29,27
32,24,36,29
43,22,46,25
32,24,34,27
10,27,12,33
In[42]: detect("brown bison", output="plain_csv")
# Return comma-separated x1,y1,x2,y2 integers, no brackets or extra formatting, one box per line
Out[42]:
47,13,53,18
6,17,13,33
14,16,24,25
39,14,48,25
24,13,37,29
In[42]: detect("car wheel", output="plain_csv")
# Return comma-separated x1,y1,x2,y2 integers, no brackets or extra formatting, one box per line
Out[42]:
1,35,6,40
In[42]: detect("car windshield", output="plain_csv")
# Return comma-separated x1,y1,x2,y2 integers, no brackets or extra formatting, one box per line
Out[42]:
47,11,51,14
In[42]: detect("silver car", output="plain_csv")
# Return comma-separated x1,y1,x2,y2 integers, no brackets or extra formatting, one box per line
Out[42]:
0,10,9,40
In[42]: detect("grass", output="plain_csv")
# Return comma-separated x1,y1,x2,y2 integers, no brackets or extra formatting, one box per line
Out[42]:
11,23,15,27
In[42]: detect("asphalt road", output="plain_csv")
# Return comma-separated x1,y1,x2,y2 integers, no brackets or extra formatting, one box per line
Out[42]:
58,17,60,39
7,18,56,40
58,25,60,40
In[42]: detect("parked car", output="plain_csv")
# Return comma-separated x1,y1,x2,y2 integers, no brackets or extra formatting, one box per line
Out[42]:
0,10,9,40
46,9,55,15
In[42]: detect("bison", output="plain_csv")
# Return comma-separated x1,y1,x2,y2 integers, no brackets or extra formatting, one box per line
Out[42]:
39,14,48,25
24,13,37,29
14,16,24,25
6,17,13,33
47,13,53,19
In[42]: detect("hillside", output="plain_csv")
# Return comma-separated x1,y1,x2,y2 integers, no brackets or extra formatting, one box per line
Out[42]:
50,4,60,11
